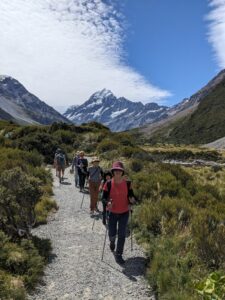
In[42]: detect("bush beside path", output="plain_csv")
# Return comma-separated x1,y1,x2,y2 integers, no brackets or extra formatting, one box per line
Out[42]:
28,167,153,300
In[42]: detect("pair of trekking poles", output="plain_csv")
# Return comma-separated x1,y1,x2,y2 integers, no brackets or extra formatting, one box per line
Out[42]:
101,209,133,261
80,191,134,261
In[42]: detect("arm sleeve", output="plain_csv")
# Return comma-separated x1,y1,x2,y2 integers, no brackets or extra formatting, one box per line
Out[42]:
127,182,135,198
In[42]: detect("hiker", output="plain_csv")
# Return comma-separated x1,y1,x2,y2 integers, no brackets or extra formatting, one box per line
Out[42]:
99,170,112,225
77,151,88,192
55,149,66,183
87,157,103,215
54,148,61,176
72,151,80,187
102,161,136,265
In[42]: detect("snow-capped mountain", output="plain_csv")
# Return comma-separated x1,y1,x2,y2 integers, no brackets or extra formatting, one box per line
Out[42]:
0,75,69,125
64,89,169,131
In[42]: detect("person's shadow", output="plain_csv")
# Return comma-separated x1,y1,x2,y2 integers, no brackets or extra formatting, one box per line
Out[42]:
122,256,147,279
60,178,72,185
61,181,72,185
102,256,147,283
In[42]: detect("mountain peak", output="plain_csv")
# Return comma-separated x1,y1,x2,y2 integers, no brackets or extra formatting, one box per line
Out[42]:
92,89,114,100
64,89,168,131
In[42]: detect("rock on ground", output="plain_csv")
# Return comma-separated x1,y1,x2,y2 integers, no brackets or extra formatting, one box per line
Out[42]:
28,168,154,300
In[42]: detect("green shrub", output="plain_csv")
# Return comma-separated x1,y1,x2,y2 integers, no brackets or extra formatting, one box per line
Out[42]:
132,162,225,298
192,211,225,269
0,168,42,238
0,270,26,300
195,271,225,300
112,132,135,146
129,159,143,172
35,196,58,225
97,139,120,152
52,129,75,144
0,230,50,295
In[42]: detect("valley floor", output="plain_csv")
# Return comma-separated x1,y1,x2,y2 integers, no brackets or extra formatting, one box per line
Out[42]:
28,168,152,300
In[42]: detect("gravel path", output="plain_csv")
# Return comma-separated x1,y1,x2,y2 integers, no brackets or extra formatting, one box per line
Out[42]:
28,168,154,300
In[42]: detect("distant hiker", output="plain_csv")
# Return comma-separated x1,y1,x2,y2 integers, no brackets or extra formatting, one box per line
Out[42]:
72,151,80,187
55,149,66,183
102,161,136,265
54,148,61,176
99,170,112,225
87,157,103,215
77,151,88,192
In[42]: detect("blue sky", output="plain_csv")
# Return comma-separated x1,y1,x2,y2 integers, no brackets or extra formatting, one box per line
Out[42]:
0,0,225,109
121,0,219,105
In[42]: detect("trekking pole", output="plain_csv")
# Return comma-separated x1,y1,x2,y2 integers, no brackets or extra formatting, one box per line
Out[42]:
92,217,95,231
101,211,108,261
80,192,85,209
130,209,133,252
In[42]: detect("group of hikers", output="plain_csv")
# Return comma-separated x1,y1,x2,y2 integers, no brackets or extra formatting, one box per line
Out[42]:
54,149,136,265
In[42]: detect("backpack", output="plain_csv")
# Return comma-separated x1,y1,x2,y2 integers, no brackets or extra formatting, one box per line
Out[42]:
56,153,65,166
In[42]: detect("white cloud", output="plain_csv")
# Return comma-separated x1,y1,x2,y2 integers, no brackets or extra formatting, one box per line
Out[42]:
207,0,225,68
0,0,171,108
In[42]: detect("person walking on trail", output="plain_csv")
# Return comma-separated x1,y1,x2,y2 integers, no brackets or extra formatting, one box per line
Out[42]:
72,151,80,187
55,149,66,183
77,151,88,192
102,161,136,265
54,148,61,176
87,157,103,215
99,170,112,225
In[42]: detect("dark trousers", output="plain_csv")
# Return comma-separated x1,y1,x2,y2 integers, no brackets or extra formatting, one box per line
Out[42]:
78,171,86,189
108,211,129,255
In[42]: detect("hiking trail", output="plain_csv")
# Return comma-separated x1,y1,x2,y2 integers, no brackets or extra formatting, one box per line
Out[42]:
28,167,154,300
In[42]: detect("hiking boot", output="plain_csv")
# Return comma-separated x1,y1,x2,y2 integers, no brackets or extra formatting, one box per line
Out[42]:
115,254,125,265
110,241,115,252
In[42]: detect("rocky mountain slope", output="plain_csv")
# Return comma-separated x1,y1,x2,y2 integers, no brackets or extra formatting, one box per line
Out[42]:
139,69,225,143
0,75,69,125
204,136,225,150
64,89,169,131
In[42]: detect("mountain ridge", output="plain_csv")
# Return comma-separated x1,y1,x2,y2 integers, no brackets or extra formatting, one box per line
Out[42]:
0,76,70,125
140,69,225,144
139,69,225,142
64,89,169,131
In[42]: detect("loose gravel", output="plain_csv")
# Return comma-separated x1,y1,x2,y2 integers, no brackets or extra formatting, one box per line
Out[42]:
28,168,154,300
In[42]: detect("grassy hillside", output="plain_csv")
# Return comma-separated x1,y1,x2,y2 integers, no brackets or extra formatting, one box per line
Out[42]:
148,79,225,145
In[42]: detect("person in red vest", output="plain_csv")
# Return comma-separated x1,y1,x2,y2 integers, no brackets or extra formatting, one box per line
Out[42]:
102,161,136,265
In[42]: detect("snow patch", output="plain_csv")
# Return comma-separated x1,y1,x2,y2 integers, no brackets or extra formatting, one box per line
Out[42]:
86,99,102,108
111,108,127,118
92,107,103,117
